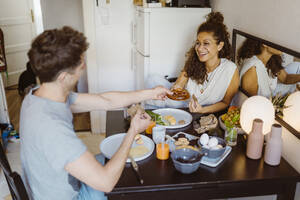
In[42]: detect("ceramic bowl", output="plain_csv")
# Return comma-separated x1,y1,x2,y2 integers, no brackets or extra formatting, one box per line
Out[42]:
171,148,204,174
198,136,226,159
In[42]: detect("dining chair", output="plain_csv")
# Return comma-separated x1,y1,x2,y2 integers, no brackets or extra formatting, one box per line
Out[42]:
0,142,29,200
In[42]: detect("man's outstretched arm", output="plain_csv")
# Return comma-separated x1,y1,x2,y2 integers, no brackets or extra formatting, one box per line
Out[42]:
70,86,171,113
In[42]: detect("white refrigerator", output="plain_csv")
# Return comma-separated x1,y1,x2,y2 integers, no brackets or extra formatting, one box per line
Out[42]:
132,6,211,90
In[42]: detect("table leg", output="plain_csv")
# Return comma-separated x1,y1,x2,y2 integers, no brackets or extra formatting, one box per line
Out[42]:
277,182,296,200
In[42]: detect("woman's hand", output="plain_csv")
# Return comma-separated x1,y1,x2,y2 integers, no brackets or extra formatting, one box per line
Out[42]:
129,110,151,135
151,86,172,100
171,83,183,90
171,71,188,90
189,96,204,113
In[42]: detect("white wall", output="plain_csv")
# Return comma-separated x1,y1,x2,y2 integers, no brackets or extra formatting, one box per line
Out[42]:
40,0,83,31
211,0,300,52
40,0,88,92
211,0,300,199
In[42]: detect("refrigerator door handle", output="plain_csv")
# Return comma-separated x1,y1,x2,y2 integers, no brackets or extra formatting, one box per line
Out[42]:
132,21,137,45
131,49,136,71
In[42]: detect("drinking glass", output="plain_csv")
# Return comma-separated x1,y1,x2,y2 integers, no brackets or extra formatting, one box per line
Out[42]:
225,127,238,146
152,126,166,144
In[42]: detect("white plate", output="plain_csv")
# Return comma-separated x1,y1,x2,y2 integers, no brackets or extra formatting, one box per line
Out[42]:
152,108,193,129
218,116,245,134
100,133,155,163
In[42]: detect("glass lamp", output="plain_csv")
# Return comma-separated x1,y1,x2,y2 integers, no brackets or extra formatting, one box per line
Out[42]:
240,96,275,159
283,91,300,132
240,96,275,135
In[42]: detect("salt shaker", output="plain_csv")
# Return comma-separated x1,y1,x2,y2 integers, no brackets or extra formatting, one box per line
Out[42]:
264,124,282,166
246,118,264,159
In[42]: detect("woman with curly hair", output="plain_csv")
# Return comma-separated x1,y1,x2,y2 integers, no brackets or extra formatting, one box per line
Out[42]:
146,12,239,114
238,38,300,97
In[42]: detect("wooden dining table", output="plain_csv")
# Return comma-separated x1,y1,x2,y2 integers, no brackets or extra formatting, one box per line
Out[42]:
105,110,300,200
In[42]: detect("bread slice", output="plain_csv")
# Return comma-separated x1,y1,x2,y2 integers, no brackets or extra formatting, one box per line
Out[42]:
164,115,176,125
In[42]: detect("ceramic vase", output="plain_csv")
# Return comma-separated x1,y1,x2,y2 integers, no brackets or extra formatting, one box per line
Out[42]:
246,118,264,159
264,124,282,166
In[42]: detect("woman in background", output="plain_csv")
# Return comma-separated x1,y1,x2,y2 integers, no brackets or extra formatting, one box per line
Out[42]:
145,12,239,114
238,38,300,98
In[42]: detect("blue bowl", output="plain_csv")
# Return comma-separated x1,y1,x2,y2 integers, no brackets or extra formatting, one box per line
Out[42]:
171,148,204,174
198,136,226,159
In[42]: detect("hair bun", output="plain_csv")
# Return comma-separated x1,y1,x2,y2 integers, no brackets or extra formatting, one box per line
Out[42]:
206,12,224,24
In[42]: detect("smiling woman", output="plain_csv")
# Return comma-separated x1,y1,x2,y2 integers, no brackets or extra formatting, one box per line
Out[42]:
145,12,239,114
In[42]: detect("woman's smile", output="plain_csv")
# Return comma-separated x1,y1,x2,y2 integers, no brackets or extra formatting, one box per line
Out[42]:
195,32,221,63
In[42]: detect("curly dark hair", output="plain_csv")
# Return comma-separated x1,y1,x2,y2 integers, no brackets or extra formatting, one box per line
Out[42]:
28,26,89,83
237,38,262,66
237,38,283,76
184,12,232,84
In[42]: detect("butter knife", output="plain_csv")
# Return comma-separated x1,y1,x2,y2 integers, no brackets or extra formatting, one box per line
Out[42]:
129,155,144,184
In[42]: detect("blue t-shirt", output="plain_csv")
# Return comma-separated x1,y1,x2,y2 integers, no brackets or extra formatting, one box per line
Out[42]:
20,89,87,200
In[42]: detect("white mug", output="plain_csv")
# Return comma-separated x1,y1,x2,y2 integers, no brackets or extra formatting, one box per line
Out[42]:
152,126,166,144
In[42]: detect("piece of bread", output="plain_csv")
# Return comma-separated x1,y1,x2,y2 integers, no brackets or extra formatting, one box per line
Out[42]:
164,115,176,125
134,134,144,145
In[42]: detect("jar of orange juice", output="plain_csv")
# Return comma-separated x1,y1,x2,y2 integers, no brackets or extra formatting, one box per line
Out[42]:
156,143,169,160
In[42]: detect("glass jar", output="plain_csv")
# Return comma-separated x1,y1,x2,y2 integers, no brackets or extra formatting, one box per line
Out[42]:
225,127,238,146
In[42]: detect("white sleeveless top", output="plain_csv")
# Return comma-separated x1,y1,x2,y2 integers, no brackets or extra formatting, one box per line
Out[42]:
240,56,277,98
186,58,237,106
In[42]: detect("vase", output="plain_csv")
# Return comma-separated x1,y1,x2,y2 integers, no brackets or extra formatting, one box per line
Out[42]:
246,118,264,159
264,124,282,166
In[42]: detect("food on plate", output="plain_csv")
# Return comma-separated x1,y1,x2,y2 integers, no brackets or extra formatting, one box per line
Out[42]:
129,145,149,158
172,133,199,151
200,136,224,150
134,134,144,145
167,88,190,101
178,120,185,125
175,137,189,146
145,110,167,126
208,137,218,148
175,145,199,152
221,106,241,128
199,133,209,146
145,121,156,134
164,115,176,125
194,114,218,134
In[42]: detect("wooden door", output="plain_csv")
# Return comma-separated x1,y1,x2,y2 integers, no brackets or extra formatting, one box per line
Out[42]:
0,0,37,87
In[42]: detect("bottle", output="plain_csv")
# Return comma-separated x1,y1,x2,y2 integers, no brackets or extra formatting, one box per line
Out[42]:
160,0,166,7
166,0,172,7
246,118,264,159
264,124,282,166
143,0,147,7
